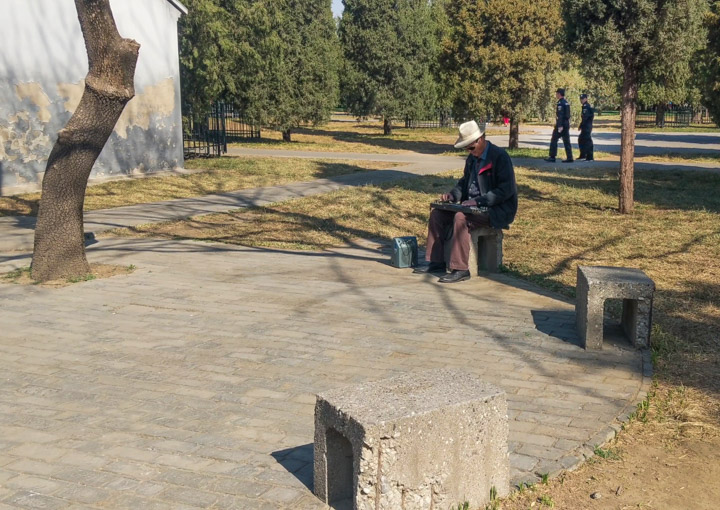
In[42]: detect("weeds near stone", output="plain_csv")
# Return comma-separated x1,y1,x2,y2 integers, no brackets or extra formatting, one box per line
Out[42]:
67,274,97,284
593,446,621,460
540,473,549,485
539,494,555,507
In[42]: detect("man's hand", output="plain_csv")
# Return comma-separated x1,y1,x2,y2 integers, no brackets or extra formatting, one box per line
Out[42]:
461,200,477,207
558,126,564,133
440,193,453,202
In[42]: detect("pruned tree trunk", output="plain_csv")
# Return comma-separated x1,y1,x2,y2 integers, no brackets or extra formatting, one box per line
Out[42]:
383,117,392,135
508,116,520,149
655,103,666,128
31,0,140,281
282,128,292,142
619,66,638,214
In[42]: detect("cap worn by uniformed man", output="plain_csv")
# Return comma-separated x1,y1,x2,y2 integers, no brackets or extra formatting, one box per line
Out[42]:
454,120,486,149
556,88,566,96
580,93,588,99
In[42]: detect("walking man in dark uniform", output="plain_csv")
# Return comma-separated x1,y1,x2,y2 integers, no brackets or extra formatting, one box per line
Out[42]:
578,93,594,160
545,88,573,163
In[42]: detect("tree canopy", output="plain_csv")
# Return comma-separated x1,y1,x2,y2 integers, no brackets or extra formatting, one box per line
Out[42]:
179,0,339,140
441,0,563,147
340,0,442,134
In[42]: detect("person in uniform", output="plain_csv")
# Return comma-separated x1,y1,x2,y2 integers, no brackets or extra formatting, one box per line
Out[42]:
545,88,573,163
578,93,594,161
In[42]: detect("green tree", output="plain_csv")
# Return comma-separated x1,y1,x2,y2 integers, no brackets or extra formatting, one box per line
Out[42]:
241,0,340,141
565,0,708,213
340,0,442,135
179,0,237,114
180,0,339,142
701,1,720,124
441,0,563,148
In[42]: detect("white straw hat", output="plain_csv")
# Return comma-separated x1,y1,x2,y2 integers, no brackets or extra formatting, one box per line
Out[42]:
454,120,485,149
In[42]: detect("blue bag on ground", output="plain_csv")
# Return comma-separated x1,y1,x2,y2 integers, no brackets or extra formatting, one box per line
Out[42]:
391,236,418,268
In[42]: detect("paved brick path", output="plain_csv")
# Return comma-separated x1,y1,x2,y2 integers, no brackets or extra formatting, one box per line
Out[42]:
0,237,649,509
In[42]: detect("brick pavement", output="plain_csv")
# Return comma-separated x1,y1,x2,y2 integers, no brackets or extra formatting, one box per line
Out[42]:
0,237,649,509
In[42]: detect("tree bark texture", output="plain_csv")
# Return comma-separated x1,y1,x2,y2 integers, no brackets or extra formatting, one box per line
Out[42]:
508,117,519,149
619,65,638,214
31,0,140,281
282,128,292,142
655,104,666,128
383,117,392,135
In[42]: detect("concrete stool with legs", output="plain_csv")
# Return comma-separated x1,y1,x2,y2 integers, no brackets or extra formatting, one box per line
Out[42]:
575,265,655,350
443,227,504,273
314,369,509,510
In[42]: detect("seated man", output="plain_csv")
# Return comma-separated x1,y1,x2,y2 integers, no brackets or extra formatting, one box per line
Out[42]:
414,120,518,283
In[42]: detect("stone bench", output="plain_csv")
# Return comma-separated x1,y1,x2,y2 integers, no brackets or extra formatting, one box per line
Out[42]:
313,369,509,510
576,265,655,350
444,227,504,273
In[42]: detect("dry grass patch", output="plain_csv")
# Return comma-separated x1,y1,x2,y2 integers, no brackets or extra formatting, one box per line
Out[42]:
1,263,136,287
0,157,394,217
231,120,543,155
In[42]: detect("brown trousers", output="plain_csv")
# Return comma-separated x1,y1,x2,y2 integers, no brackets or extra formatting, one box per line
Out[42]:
425,209,491,271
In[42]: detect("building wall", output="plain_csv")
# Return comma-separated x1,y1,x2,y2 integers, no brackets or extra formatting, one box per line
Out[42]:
0,0,185,196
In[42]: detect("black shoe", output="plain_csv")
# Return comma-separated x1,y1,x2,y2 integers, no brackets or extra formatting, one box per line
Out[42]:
413,262,446,274
585,157,594,161
562,159,574,163
577,155,586,161
544,157,556,162
438,269,471,283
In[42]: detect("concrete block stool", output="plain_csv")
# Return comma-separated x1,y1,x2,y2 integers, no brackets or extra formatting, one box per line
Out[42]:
576,265,655,350
444,227,504,273
314,369,509,510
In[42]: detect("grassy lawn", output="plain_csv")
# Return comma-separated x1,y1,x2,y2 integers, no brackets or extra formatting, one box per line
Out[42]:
0,157,396,217
230,120,546,155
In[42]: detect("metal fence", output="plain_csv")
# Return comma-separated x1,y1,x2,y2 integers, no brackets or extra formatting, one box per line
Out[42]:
182,102,260,159
404,110,468,129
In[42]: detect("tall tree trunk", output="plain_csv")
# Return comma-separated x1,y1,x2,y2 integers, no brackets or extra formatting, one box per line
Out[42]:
655,103,666,128
383,117,392,135
31,0,140,281
282,128,292,142
619,66,638,214
508,116,520,149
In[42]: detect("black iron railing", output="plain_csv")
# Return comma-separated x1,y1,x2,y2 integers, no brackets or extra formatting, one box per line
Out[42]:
182,102,260,159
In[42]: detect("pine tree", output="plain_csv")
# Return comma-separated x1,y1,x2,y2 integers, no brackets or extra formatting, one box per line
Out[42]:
565,0,708,213
701,1,720,124
340,0,442,134
441,0,563,148
241,0,340,141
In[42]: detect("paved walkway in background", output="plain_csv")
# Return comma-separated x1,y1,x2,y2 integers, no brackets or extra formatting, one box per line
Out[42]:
488,126,720,157
0,237,649,509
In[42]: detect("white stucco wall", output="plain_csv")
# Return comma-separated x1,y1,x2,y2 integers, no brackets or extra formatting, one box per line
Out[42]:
0,0,186,195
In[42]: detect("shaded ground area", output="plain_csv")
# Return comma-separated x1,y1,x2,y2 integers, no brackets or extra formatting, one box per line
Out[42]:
0,238,646,509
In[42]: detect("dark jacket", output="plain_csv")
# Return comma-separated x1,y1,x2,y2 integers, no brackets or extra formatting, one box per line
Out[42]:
450,141,518,229
556,98,571,128
580,102,594,131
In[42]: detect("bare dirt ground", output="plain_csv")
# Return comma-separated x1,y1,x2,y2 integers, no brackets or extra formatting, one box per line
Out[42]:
501,383,720,510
